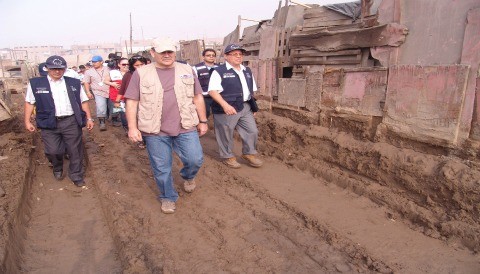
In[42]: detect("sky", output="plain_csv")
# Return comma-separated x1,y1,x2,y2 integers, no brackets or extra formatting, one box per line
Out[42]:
0,0,353,49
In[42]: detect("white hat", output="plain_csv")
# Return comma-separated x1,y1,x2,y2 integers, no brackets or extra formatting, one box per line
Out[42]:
152,37,176,53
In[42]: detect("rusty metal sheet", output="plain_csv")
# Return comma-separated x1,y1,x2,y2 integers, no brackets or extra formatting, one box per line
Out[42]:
383,65,470,146
278,78,306,107
321,68,387,117
461,8,480,141
289,23,408,52
391,0,480,66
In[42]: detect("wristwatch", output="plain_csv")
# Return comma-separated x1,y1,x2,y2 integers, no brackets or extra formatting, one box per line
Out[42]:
199,120,208,124
87,118,95,122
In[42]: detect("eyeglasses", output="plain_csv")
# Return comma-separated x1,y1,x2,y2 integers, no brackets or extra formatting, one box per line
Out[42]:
120,64,128,66
227,53,244,57
204,54,216,57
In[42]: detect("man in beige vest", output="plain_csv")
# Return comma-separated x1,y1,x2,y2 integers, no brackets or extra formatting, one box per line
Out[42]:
124,37,208,214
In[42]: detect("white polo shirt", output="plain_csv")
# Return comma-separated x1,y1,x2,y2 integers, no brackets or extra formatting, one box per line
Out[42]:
208,62,257,102
25,76,89,117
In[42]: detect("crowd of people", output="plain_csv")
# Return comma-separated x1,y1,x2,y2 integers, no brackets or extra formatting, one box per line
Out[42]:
24,38,263,214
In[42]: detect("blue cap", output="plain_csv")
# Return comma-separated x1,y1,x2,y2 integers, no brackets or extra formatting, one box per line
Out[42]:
45,55,67,69
91,55,103,62
224,44,246,54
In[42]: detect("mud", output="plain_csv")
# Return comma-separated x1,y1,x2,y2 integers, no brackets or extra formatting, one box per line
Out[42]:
0,94,479,273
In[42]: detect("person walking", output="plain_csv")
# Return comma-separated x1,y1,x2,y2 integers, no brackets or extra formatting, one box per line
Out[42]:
83,55,110,131
115,55,148,132
124,38,208,214
208,44,263,169
104,57,129,127
193,48,218,119
24,55,94,187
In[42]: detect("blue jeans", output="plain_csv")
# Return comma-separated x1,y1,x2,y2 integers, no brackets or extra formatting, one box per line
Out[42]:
144,131,204,202
94,95,109,118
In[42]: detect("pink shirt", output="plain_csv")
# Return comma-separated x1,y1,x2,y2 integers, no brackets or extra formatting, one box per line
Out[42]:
124,64,202,136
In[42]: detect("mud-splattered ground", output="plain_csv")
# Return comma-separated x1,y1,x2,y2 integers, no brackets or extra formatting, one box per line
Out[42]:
0,95,479,273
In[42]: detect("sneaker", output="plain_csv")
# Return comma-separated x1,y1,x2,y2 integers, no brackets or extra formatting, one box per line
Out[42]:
184,179,196,193
161,200,176,214
223,157,241,169
99,118,107,131
112,120,122,127
241,154,263,168
53,170,63,180
74,180,85,187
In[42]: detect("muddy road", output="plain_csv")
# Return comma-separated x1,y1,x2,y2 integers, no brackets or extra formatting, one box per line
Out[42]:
0,97,479,273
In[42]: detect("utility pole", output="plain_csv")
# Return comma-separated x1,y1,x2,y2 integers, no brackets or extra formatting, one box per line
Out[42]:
129,13,133,55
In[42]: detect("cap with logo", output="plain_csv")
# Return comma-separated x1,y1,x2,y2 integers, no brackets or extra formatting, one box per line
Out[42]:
224,44,246,54
45,55,67,69
91,55,103,62
152,38,176,53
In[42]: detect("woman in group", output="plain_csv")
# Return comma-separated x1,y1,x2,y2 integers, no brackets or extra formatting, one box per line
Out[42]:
114,55,148,135
104,57,129,128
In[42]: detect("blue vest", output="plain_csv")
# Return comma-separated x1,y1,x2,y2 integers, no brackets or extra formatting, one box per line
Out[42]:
194,62,218,93
30,76,86,129
211,64,254,114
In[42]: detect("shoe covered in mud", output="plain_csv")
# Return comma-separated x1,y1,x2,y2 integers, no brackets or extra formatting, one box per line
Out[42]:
184,179,196,193
99,118,107,131
74,180,85,187
112,120,122,127
223,157,241,169
53,170,63,180
241,154,263,168
161,200,176,214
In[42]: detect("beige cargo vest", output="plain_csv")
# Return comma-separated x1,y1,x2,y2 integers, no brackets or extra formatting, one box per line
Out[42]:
136,62,199,134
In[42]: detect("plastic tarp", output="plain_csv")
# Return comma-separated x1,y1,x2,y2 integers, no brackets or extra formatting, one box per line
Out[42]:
325,1,361,20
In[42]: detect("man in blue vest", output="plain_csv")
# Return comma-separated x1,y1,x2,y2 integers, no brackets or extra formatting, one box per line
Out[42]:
193,48,218,119
24,55,94,187
208,44,263,169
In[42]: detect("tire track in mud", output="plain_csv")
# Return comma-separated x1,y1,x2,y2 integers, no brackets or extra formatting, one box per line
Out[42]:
86,127,372,273
87,125,479,273
18,132,121,273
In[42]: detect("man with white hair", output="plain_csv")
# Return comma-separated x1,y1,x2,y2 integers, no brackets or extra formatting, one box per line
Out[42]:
124,38,208,214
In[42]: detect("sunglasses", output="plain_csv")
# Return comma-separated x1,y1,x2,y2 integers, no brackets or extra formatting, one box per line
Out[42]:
120,64,128,66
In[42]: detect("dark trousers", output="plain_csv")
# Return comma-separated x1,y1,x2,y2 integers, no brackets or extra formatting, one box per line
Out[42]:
204,96,214,118
41,115,84,182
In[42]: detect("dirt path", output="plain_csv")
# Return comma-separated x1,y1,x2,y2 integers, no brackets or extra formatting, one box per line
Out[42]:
20,138,120,273
1,96,479,272
83,123,479,273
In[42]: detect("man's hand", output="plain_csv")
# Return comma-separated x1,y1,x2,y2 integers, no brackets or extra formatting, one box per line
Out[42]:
86,120,94,131
222,103,237,115
25,120,36,132
87,92,94,100
197,123,208,136
128,128,143,143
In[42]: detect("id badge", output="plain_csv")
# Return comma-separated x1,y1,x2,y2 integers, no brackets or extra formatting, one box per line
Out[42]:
98,82,104,87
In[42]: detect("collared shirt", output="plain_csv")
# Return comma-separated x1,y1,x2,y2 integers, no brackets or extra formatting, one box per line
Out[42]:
25,76,89,117
208,62,257,102
83,66,110,98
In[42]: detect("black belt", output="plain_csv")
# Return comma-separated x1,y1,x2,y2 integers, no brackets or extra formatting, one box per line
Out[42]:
56,115,74,120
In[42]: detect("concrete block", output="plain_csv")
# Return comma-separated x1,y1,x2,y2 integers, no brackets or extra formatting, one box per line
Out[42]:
278,78,306,108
